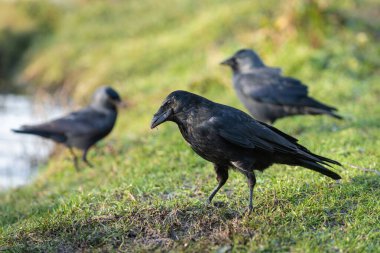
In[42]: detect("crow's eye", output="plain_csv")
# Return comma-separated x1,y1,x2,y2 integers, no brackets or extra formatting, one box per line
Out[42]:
163,100,172,106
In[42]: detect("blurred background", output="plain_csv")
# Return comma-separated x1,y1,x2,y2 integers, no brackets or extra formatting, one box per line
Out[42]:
0,0,379,190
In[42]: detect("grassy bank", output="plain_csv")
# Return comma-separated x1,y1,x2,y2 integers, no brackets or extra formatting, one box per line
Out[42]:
0,1,59,92
1,0,379,251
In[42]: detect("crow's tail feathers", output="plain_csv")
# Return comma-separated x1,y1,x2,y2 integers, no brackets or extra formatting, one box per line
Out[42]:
311,153,342,167
297,146,342,180
298,159,341,180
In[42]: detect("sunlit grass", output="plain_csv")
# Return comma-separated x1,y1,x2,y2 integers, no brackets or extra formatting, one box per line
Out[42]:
0,0,379,251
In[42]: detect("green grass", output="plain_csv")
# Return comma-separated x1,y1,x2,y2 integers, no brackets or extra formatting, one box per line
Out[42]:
1,0,380,251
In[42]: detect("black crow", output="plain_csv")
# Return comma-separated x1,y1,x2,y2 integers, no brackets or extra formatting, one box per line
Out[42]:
12,86,122,170
151,90,341,213
221,49,342,124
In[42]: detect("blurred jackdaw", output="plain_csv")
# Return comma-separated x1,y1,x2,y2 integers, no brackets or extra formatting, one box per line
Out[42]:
13,86,122,170
151,90,341,213
221,49,342,124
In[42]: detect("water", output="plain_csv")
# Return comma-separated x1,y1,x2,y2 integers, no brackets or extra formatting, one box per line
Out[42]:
0,94,63,190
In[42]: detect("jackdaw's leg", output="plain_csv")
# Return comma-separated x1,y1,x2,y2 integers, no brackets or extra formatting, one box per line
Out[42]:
68,147,80,171
82,148,93,168
207,164,229,204
246,172,256,214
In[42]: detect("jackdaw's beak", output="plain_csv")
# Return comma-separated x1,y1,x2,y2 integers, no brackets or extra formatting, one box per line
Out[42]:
113,99,128,108
151,108,172,129
117,100,128,108
220,56,235,66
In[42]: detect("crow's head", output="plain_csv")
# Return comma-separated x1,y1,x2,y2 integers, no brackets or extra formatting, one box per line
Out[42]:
151,90,203,128
221,49,265,73
92,86,123,110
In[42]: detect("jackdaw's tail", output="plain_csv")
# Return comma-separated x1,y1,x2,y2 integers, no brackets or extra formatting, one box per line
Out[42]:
304,97,343,120
12,126,44,136
12,126,66,143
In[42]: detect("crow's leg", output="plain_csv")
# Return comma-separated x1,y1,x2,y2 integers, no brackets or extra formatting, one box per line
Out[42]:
246,172,256,215
68,147,80,171
82,148,93,168
207,164,229,204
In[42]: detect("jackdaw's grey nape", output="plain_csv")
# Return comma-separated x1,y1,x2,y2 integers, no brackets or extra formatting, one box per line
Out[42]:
151,90,341,214
221,49,342,124
12,86,123,171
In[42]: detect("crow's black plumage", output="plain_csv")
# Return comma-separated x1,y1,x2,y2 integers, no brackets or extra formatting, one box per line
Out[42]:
151,90,341,213
12,86,122,170
221,49,342,124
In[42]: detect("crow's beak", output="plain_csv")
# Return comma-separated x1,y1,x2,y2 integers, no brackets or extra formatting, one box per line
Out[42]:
220,56,235,66
151,109,172,129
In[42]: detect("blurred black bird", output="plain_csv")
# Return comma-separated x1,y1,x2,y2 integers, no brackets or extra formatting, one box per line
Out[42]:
12,86,122,170
151,90,341,213
221,49,342,124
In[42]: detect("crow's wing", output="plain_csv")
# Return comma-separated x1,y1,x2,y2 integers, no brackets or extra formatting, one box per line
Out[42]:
237,69,310,106
214,107,323,161
215,107,341,166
